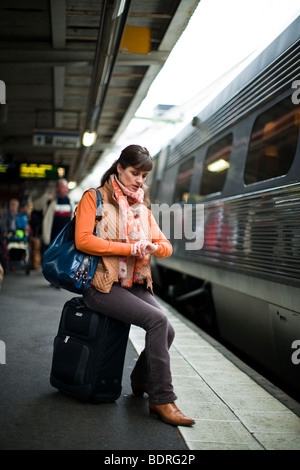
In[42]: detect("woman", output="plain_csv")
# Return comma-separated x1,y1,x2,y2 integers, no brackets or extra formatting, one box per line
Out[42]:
75,144,195,427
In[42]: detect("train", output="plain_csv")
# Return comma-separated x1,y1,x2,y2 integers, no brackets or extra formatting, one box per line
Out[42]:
148,16,300,396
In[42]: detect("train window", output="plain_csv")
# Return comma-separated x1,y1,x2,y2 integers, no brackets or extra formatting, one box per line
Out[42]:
244,96,300,184
200,134,232,195
173,157,195,202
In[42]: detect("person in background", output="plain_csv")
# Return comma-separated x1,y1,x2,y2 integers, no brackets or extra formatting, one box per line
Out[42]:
0,199,19,239
16,200,30,242
75,144,195,427
0,198,20,272
42,179,74,249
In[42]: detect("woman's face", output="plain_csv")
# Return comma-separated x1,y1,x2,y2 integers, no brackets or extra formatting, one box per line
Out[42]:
117,164,149,192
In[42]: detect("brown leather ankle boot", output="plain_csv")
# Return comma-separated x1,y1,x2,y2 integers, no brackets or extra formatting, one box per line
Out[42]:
149,402,195,427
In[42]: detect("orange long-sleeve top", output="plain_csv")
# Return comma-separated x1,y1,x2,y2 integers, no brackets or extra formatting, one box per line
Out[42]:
75,189,172,259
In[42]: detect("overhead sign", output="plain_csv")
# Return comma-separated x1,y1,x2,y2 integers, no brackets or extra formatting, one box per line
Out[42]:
0,162,19,179
33,130,80,149
0,162,68,180
20,163,67,179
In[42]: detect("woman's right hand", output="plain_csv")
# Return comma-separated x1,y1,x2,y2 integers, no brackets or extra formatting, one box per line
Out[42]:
131,242,144,259
131,240,157,259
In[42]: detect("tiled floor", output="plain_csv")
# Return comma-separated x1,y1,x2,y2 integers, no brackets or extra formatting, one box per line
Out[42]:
129,298,300,450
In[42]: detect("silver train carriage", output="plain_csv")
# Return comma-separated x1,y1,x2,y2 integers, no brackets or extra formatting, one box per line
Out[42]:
149,17,300,395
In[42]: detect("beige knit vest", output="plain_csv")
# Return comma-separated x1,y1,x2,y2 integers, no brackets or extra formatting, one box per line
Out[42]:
91,182,153,294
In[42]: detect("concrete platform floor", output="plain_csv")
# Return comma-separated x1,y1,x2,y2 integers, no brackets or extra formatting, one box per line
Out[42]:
1,268,299,450
0,270,187,450
130,300,300,450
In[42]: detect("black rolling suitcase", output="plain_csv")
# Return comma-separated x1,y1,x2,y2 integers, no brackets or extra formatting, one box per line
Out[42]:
50,297,130,403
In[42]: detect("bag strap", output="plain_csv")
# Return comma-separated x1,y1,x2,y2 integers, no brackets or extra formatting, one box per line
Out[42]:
73,188,102,235
86,188,102,235
94,188,102,222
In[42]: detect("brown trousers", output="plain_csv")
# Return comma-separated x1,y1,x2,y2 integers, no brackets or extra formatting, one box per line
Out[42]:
83,283,177,405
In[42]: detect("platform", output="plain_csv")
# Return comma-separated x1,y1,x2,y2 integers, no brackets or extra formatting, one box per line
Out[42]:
0,269,299,451
130,300,300,450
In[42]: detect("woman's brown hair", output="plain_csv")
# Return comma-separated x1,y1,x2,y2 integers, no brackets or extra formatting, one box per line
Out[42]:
100,145,153,206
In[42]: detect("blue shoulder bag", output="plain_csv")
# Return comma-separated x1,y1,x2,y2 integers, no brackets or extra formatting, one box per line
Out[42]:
42,189,102,294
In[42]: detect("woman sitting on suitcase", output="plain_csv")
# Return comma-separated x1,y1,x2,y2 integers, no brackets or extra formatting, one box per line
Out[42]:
75,144,195,427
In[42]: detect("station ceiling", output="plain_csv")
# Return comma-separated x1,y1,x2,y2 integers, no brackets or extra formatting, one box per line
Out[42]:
0,0,200,202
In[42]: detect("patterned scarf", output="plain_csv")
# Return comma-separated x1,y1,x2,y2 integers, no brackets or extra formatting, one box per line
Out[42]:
110,175,151,287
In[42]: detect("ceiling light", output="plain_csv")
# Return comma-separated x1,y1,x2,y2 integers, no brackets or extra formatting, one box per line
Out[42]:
68,181,77,190
82,131,97,147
